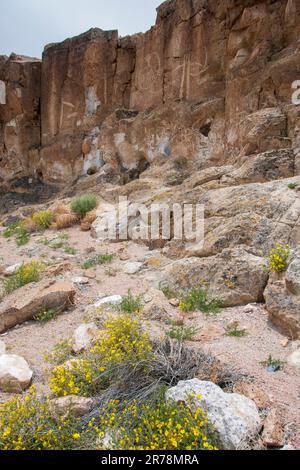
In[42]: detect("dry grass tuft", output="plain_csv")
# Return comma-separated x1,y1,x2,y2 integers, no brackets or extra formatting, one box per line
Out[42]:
51,213,78,230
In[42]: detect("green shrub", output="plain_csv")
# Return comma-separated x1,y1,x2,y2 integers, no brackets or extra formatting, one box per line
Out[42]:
44,339,73,366
287,182,298,190
160,285,178,300
0,387,83,450
82,253,114,270
70,195,98,218
179,286,221,315
34,308,59,324
166,323,197,342
2,222,30,246
31,210,54,230
268,243,290,273
225,326,248,338
3,261,43,295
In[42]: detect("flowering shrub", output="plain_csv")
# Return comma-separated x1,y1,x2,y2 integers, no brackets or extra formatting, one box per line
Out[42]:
0,387,83,450
50,315,152,397
179,286,221,315
93,394,219,450
268,243,290,273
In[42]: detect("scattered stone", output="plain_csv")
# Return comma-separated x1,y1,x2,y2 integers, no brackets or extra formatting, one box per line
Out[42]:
287,350,300,368
193,324,225,342
0,279,76,333
166,379,262,450
119,252,130,261
50,395,94,419
143,289,173,321
3,262,22,276
72,323,98,354
146,257,163,268
169,298,180,307
84,269,96,279
0,340,6,355
233,382,270,409
262,409,284,448
0,354,33,393
93,295,123,309
280,339,289,348
124,262,143,274
143,292,153,303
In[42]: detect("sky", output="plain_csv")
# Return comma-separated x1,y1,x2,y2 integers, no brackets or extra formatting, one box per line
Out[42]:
0,0,163,58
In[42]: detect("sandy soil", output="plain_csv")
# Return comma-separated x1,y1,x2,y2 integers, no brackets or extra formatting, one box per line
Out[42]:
0,224,299,448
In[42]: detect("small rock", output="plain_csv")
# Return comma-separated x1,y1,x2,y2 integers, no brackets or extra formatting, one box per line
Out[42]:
143,293,153,303
93,295,123,308
119,252,130,261
169,298,180,307
84,269,96,279
280,444,295,450
3,262,22,276
193,324,225,342
124,262,143,274
287,350,300,368
146,256,163,268
0,340,6,355
50,395,94,419
262,409,284,448
226,320,240,330
0,354,33,393
72,323,98,354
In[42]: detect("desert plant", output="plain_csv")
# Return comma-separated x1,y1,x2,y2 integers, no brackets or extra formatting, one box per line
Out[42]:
261,355,284,372
0,387,83,450
287,182,299,190
119,289,142,314
2,221,30,246
80,210,97,231
2,261,43,295
31,210,54,230
179,286,221,315
225,326,248,338
166,323,197,342
160,285,178,300
71,195,98,218
268,243,290,274
44,339,73,366
52,213,78,230
64,245,77,255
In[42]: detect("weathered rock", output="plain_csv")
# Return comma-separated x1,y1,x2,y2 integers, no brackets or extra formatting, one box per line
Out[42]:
262,409,284,448
143,288,174,321
49,395,94,419
233,382,270,409
93,295,122,308
3,262,22,276
72,323,98,354
0,340,6,355
0,279,75,333
0,354,33,392
166,379,262,450
159,248,269,307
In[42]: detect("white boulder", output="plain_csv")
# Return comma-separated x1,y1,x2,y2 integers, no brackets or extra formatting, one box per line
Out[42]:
72,323,98,353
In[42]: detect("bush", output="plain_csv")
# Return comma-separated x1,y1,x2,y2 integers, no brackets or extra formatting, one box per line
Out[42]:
34,308,59,324
166,323,197,342
268,243,290,273
94,392,219,450
0,387,83,450
2,221,30,246
31,210,54,230
3,261,43,295
50,314,152,397
287,182,298,190
179,286,221,315
71,195,98,218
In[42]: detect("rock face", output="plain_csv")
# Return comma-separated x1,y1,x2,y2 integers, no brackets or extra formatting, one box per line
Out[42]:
0,279,75,333
0,354,33,393
166,379,262,450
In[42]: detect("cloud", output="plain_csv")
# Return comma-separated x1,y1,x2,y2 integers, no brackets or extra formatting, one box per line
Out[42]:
0,0,162,58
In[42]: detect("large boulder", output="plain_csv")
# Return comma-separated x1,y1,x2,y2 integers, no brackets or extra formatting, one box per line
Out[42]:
0,354,33,393
166,379,262,450
159,248,269,307
0,279,76,333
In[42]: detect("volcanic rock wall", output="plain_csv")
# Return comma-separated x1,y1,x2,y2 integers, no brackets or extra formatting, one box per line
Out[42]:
1,0,300,184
